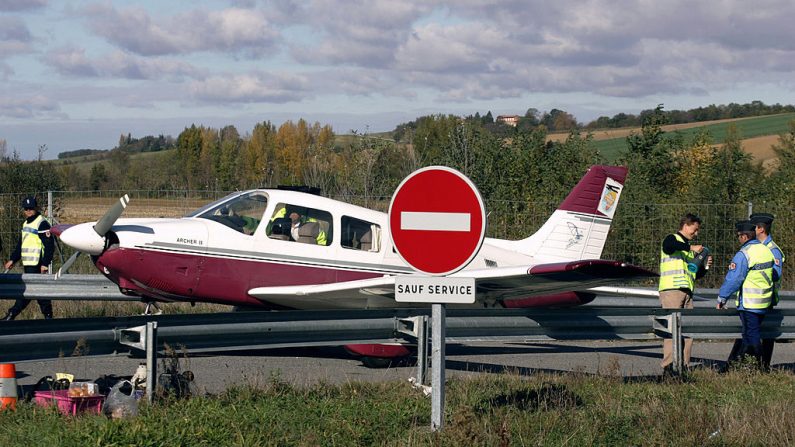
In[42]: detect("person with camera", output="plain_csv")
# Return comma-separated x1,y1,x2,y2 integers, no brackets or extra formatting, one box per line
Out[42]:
658,213,712,374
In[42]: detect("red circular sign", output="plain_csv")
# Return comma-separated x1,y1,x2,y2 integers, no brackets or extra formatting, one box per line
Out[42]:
389,166,486,276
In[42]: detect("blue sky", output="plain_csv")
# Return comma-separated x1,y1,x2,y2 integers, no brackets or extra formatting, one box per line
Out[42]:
1,0,794,159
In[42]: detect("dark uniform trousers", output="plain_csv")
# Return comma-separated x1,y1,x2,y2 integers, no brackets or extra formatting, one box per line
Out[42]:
8,265,53,318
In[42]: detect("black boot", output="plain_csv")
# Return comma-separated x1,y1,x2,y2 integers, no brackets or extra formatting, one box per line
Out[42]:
43,313,53,319
2,310,17,321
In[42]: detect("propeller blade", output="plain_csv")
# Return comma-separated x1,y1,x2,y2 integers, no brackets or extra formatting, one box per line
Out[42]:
93,194,130,236
55,251,81,280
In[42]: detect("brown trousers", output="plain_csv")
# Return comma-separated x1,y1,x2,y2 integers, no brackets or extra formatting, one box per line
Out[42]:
659,289,693,368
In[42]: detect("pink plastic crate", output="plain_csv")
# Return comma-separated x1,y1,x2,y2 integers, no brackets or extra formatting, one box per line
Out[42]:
34,390,105,415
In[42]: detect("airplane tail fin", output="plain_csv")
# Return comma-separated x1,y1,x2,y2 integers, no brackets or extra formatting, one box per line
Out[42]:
505,165,627,262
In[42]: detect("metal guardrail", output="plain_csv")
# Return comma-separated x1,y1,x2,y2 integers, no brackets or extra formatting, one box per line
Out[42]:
4,273,795,377
0,274,136,301
2,306,795,363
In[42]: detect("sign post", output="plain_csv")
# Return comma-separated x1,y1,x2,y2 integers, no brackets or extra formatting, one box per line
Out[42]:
388,166,486,431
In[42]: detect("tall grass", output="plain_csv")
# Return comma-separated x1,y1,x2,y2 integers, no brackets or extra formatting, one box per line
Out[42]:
2,368,794,445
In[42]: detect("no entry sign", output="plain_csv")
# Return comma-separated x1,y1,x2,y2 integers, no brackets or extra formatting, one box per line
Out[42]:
389,166,486,276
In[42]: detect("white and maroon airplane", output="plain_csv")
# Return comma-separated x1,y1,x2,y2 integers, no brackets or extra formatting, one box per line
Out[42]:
52,165,654,316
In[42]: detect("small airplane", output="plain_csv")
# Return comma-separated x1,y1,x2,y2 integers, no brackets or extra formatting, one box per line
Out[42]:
52,165,656,361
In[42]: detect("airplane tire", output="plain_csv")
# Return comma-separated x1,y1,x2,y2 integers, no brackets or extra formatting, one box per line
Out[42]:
361,356,393,368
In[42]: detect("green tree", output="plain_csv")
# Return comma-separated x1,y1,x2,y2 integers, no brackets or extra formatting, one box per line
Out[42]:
699,124,761,204
619,105,681,203
89,163,109,191
176,125,203,189
243,121,277,187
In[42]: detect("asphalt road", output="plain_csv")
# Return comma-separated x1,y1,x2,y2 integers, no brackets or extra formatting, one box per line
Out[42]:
13,339,795,396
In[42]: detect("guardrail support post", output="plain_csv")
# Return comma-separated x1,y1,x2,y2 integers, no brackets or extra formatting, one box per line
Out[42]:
145,321,158,404
431,304,446,432
416,315,428,386
671,312,683,374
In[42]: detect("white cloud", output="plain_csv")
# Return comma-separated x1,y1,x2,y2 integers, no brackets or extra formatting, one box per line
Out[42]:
0,0,47,12
83,4,280,56
190,72,312,103
45,47,203,80
0,94,59,118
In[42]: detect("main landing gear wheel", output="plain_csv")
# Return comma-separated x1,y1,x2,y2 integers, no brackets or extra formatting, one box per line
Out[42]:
361,356,394,369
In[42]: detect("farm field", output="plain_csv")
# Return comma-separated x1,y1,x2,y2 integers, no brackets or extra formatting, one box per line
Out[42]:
566,113,795,161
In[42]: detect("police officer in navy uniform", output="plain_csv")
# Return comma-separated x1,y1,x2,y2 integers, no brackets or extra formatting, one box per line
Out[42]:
2,197,55,320
750,213,784,369
717,220,777,366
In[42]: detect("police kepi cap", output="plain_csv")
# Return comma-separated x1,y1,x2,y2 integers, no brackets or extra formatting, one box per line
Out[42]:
735,220,755,232
21,197,37,209
749,212,774,226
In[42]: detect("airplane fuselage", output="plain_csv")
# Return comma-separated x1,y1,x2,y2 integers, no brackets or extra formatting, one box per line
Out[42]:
76,189,541,309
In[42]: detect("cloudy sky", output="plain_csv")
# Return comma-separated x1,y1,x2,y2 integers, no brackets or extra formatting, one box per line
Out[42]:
1,0,794,159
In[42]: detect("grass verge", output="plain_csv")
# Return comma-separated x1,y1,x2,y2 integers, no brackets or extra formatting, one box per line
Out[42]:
2,368,794,446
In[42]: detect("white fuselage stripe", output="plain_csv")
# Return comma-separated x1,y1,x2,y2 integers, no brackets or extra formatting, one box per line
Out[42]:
138,243,414,275
401,212,470,232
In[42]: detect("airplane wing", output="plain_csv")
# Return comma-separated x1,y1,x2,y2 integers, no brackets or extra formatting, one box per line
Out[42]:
457,260,657,300
247,260,657,307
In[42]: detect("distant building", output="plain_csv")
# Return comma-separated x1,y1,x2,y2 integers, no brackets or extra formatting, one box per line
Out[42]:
496,115,520,127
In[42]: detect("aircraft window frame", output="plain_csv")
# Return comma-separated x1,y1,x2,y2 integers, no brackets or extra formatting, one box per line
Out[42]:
341,216,381,252
185,192,246,218
266,202,333,246
194,192,268,236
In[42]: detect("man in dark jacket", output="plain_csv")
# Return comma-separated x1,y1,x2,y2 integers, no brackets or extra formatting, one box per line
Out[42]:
3,197,54,320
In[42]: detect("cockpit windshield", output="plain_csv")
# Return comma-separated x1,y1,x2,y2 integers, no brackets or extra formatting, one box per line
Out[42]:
192,192,269,235
185,192,245,218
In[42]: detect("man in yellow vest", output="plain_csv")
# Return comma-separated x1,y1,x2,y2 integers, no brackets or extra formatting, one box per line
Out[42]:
717,220,776,366
2,197,55,321
658,213,712,374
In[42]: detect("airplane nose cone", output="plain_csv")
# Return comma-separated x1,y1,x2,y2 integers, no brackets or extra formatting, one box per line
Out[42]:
59,222,106,255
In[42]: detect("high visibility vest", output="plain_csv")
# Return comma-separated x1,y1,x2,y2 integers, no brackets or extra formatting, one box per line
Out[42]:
21,214,44,266
764,238,786,305
736,243,775,309
306,217,327,246
659,233,695,291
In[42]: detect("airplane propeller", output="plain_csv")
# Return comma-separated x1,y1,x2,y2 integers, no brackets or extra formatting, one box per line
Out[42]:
54,194,130,278
94,194,130,236
55,251,81,280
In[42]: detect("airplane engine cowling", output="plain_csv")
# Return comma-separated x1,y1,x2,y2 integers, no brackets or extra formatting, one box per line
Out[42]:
502,291,596,308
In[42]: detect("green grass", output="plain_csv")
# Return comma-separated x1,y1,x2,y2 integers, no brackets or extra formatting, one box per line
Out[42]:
2,368,795,445
594,112,795,161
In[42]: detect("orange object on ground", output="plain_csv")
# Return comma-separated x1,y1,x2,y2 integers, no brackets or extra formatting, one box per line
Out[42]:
0,363,19,411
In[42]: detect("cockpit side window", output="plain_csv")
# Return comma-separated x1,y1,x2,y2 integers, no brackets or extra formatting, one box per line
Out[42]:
341,216,380,252
196,192,268,235
267,202,333,246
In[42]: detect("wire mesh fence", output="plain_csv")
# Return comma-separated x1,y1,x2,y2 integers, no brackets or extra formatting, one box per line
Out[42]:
1,190,791,289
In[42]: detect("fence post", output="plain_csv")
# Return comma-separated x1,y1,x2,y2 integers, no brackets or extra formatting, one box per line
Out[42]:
47,191,53,273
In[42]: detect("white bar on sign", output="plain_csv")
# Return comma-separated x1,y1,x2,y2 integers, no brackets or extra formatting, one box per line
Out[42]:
400,212,470,232
395,276,476,304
